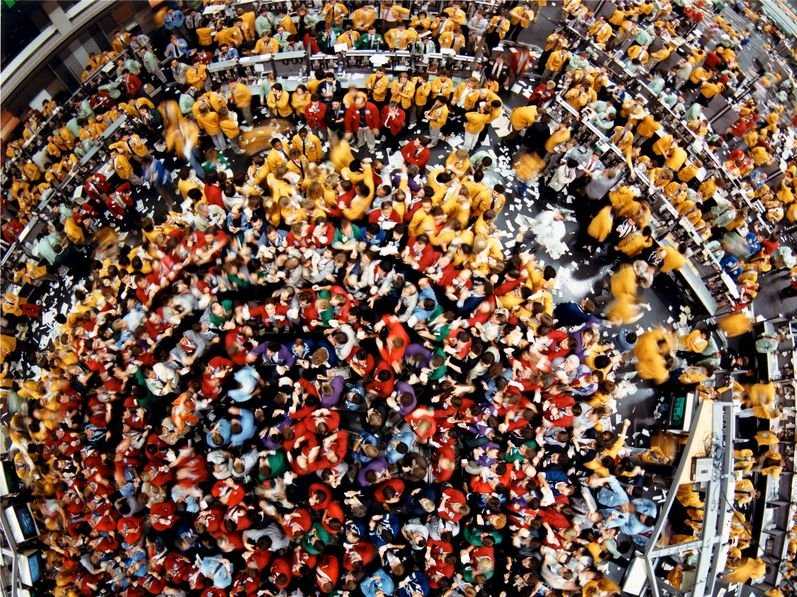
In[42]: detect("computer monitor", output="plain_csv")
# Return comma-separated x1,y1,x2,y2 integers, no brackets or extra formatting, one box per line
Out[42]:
0,460,21,497
17,550,43,586
3,504,39,544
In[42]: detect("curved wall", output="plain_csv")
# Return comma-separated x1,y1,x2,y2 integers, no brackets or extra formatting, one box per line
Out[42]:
0,0,153,114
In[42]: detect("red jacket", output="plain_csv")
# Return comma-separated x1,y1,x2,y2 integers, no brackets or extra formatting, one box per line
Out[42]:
124,73,143,97
316,554,340,591
538,507,572,529
381,105,406,135
378,315,410,364
367,208,402,225
305,101,327,130
529,82,555,106
343,541,377,571
303,33,320,55
204,183,224,207
344,102,380,133
401,141,430,168
704,51,722,69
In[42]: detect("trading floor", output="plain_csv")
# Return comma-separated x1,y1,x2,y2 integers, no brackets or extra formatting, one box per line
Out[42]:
0,1,795,596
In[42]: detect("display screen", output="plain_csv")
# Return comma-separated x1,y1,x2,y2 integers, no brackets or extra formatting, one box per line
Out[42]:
670,395,687,428
1,460,21,495
15,504,38,538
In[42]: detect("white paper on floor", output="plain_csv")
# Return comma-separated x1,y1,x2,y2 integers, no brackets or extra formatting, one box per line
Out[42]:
492,114,511,137
447,134,464,148
524,210,569,260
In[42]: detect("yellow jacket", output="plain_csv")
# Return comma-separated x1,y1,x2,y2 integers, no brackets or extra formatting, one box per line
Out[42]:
681,330,708,352
464,179,491,210
751,145,771,166
617,232,652,257
439,31,465,52
291,133,324,163
545,126,571,153
514,152,545,182
510,6,535,27
337,30,360,48
587,206,613,242
231,82,253,108
608,8,628,25
390,79,417,110
129,135,149,158
665,146,688,171
196,110,221,136
652,134,673,156
636,353,668,384
755,430,779,446
718,312,752,338
267,90,292,118
278,13,297,35
464,111,491,134
201,91,227,112
545,49,569,72
443,5,467,24
699,177,716,200
196,27,214,46
414,80,432,106
329,139,354,171
178,178,201,199
343,193,373,221
489,15,510,38
678,162,699,183
661,244,686,272
589,20,612,45
385,27,418,50
291,90,311,114
651,45,674,63
322,2,349,24
409,209,435,237
0,335,17,364
431,76,453,98
676,484,704,508
724,558,766,585
610,264,637,298
510,105,538,131
367,73,391,102
64,217,85,244
185,64,207,89
220,117,239,139
426,104,449,129
254,36,280,54
689,66,709,85
443,154,470,179
241,10,256,40
217,26,244,47
701,81,723,98
430,226,456,249
267,148,288,172
351,6,377,30
636,115,660,138
451,82,475,108
113,153,133,180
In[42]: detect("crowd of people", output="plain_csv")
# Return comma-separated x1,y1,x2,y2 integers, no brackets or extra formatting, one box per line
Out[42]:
1,0,796,596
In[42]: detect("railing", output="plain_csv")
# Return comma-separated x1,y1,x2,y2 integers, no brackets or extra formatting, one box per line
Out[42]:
0,0,121,102
561,24,772,232
747,318,797,591
554,96,740,315
0,44,492,269
2,49,128,179
643,396,737,597
0,114,128,269
202,47,484,84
